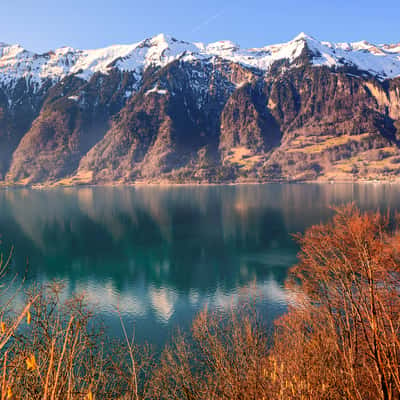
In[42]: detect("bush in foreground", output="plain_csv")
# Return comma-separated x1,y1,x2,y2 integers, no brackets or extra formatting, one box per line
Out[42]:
271,206,400,400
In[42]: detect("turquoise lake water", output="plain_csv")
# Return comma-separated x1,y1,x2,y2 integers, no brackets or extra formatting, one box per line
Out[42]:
0,183,399,345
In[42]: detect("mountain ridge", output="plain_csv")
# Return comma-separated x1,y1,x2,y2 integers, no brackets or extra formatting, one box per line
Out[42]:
2,32,400,88
1,33,400,185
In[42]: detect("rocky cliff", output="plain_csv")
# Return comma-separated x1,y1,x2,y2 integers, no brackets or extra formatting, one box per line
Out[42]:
1,33,400,184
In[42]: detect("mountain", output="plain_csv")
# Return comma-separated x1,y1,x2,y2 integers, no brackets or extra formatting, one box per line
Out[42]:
1,32,400,185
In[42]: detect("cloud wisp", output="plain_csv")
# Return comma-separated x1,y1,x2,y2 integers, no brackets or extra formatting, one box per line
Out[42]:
191,9,226,34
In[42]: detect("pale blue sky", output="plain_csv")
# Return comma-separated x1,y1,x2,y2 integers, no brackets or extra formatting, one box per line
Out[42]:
1,0,399,52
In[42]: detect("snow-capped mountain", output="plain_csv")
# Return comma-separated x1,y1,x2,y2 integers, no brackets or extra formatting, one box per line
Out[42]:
1,33,400,90
1,33,400,185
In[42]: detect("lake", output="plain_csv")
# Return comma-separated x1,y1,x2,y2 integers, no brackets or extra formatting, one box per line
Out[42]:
0,183,399,346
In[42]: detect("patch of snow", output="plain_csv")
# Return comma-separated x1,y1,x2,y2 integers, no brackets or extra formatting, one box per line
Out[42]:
236,81,249,88
381,43,400,54
145,85,168,96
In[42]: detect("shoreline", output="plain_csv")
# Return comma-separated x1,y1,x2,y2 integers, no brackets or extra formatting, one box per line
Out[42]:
1,178,400,190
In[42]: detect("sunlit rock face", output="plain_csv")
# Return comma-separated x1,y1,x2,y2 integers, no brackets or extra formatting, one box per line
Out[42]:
2,33,400,183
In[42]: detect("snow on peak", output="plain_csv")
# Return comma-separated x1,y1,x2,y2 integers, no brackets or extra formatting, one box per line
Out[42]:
203,33,400,79
206,40,240,54
1,33,400,89
203,34,308,71
302,36,400,78
292,32,314,41
0,34,200,88
150,33,170,44
382,43,400,54
113,33,199,73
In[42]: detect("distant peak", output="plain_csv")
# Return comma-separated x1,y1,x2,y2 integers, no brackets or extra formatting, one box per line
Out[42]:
151,33,170,42
150,33,182,45
351,39,373,48
292,32,316,42
0,42,24,50
206,40,239,52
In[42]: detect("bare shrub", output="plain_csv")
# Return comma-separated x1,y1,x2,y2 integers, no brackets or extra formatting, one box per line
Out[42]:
271,205,400,400
148,306,269,400
0,282,152,399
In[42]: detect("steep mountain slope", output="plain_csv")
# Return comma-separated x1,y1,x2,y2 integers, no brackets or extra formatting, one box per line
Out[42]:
7,71,138,183
1,33,400,184
77,59,254,183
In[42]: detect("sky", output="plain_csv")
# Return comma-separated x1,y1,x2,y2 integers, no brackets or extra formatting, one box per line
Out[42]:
1,0,399,52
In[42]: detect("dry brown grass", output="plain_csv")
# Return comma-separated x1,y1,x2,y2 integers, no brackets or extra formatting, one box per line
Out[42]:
224,147,264,170
287,133,371,154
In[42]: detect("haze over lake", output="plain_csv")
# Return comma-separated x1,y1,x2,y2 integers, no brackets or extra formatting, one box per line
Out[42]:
0,183,399,345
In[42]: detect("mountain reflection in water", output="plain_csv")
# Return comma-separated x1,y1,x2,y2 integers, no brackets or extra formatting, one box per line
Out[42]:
0,184,399,345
